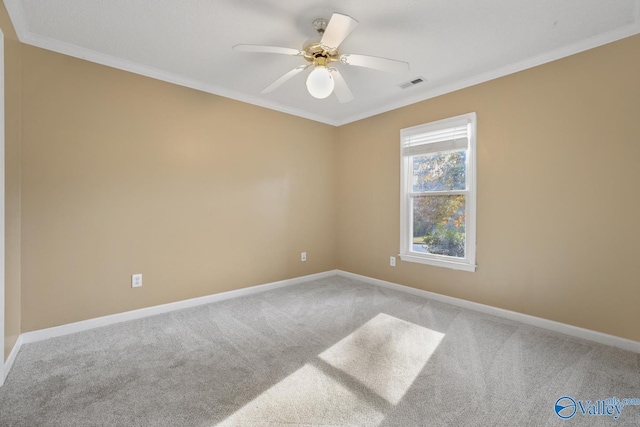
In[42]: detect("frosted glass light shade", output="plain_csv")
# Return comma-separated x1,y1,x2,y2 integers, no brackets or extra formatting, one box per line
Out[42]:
306,66,334,99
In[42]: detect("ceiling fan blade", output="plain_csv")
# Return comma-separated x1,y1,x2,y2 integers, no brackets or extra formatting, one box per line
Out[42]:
233,44,304,56
330,69,354,103
340,53,410,75
321,13,358,49
262,65,309,94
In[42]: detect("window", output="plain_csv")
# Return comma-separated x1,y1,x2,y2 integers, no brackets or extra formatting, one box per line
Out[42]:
400,113,477,272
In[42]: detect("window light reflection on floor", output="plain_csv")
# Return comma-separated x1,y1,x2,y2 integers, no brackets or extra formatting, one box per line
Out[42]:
215,313,445,426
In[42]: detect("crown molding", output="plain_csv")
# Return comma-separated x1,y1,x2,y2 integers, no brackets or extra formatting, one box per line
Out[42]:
4,0,640,127
333,20,640,126
18,34,341,126
2,0,340,125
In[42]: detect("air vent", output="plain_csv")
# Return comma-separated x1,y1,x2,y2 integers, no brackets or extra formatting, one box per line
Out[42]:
399,77,427,89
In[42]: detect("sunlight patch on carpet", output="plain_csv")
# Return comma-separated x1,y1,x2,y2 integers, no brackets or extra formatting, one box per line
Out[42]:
215,313,444,426
319,313,444,405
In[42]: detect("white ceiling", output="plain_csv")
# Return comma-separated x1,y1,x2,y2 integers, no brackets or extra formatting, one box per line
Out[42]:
5,0,640,125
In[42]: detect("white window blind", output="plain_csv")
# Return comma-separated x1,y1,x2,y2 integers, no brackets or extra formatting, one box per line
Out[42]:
401,116,472,156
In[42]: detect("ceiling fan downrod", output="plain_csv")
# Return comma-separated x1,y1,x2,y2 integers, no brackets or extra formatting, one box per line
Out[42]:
312,18,328,34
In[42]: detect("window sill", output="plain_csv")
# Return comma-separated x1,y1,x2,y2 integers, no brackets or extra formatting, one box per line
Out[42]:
399,253,476,272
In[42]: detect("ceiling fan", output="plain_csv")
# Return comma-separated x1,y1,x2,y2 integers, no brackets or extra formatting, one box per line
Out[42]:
233,13,410,102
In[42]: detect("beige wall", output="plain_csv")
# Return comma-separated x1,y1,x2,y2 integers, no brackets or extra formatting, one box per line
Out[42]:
9,28,640,342
20,45,337,331
337,35,640,342
2,3,21,362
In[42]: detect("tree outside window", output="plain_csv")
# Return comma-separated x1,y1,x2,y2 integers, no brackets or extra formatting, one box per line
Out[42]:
400,113,476,272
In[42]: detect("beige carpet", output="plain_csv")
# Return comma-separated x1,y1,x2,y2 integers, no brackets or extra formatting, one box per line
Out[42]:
1,275,639,426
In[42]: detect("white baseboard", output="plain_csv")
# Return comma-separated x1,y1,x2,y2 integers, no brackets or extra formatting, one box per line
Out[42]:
337,270,640,354
3,334,23,383
20,270,338,345
5,267,637,387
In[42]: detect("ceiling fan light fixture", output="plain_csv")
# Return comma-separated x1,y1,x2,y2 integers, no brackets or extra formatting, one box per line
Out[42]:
306,65,334,99
234,13,408,103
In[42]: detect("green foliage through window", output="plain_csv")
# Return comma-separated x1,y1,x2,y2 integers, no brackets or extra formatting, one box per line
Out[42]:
413,195,465,257
412,151,466,258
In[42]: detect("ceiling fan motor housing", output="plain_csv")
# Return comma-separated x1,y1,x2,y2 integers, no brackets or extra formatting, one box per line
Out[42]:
303,42,339,65
303,17,340,67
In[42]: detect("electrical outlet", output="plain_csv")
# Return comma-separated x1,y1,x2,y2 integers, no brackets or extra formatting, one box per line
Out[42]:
390,256,396,267
301,252,307,262
131,273,142,288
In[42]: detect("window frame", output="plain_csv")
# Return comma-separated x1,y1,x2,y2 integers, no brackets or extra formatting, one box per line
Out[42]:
399,112,477,272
